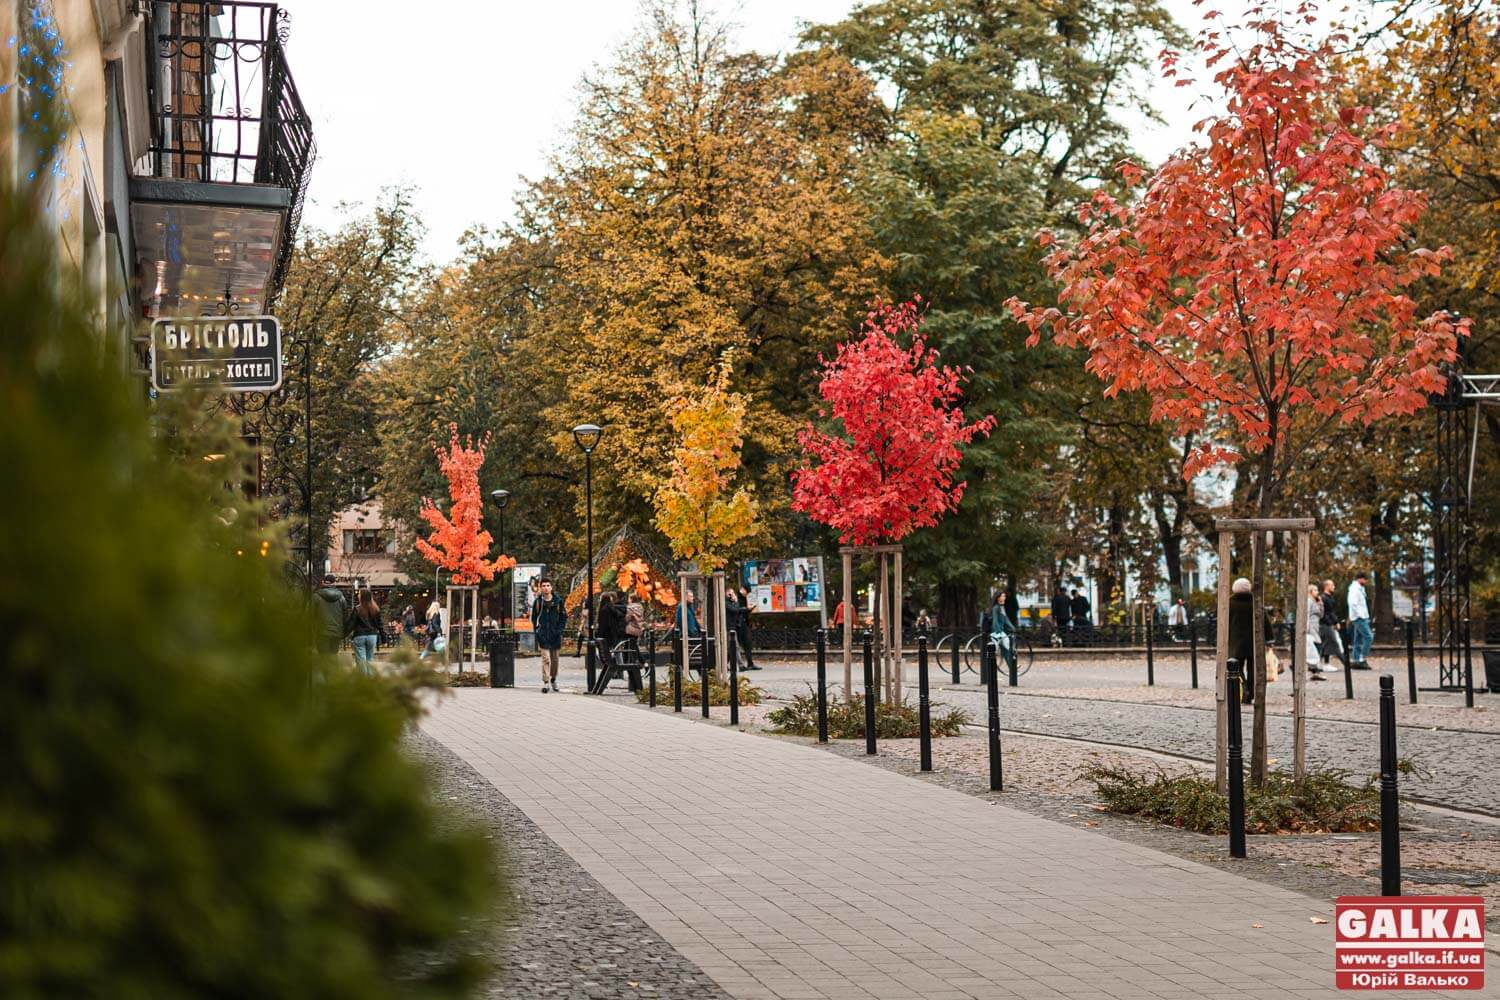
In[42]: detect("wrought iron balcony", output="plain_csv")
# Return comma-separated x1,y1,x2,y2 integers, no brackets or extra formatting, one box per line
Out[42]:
131,1,315,317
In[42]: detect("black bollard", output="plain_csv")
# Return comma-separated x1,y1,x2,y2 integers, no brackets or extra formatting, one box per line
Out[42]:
917,630,932,772
586,634,597,693
863,630,877,755
728,630,740,728
648,629,658,708
986,639,1003,792
1379,675,1401,895
1227,674,1247,859
1007,637,1018,688
673,629,684,714
1146,619,1155,686
702,634,714,719
1343,623,1355,701
1405,619,1417,706
1189,619,1199,689
951,632,961,685
1463,618,1474,709
815,628,829,744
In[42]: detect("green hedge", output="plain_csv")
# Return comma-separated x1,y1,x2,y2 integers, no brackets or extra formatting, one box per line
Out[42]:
0,181,504,997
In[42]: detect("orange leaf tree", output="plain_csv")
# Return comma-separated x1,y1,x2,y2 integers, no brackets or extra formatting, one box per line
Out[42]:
1005,5,1469,785
792,298,994,547
415,424,515,586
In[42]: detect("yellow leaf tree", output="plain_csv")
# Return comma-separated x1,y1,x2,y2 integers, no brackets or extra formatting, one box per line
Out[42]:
654,370,757,573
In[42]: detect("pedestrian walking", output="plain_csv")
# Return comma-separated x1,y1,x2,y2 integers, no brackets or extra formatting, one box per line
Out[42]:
593,592,637,691
1319,579,1344,670
531,577,566,692
350,587,382,676
914,608,934,633
401,604,417,642
1347,571,1373,669
1227,577,1256,703
313,574,349,656
730,587,759,670
1168,598,1188,640
421,598,445,661
1305,584,1327,681
1049,584,1072,641
832,598,852,632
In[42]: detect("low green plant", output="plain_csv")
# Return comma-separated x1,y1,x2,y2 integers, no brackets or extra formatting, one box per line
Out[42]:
1088,766,1384,834
634,669,763,706
767,687,971,739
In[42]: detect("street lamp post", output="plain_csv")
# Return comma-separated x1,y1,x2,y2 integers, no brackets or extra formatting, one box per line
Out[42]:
490,489,510,628
573,424,602,691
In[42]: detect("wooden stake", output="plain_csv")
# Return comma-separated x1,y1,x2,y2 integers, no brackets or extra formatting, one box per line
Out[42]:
1293,531,1310,782
1215,530,1232,793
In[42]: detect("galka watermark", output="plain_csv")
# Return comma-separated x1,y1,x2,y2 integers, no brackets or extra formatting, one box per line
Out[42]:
1336,896,1485,990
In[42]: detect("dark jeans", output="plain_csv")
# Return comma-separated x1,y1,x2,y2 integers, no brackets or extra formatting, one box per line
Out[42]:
735,625,755,668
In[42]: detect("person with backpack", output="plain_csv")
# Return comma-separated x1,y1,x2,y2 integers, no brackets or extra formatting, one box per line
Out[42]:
728,587,759,670
313,575,349,655
349,588,382,676
531,577,566,692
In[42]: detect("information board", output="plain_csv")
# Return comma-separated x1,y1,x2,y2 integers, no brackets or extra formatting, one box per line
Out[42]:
150,315,283,392
741,557,823,614
512,564,546,632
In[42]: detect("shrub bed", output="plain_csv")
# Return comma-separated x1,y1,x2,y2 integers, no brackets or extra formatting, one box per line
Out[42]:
1088,766,1385,834
635,671,763,707
767,687,970,739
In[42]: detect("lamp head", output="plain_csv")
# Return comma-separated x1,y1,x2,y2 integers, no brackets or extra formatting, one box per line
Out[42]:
490,489,511,510
572,423,602,453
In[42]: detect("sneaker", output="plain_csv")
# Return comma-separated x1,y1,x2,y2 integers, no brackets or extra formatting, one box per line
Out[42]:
1310,674,1327,682
551,681,560,692
542,683,549,693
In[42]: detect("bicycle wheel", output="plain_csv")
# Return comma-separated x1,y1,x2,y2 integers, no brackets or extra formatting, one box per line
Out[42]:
962,634,983,674
1015,633,1034,676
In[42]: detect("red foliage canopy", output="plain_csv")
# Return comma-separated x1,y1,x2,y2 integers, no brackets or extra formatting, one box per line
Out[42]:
792,299,994,546
1005,5,1468,498
415,424,515,586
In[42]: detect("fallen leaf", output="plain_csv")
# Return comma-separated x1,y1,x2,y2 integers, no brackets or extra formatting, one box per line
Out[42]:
1252,923,1264,929
1310,917,1328,924
1085,821,1100,827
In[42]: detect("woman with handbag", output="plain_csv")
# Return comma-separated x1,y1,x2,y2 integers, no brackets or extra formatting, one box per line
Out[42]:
421,599,445,661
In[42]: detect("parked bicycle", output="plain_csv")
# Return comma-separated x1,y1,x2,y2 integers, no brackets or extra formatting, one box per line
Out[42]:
931,631,1034,678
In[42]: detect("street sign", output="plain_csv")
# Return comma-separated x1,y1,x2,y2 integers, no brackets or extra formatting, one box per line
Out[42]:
150,315,283,393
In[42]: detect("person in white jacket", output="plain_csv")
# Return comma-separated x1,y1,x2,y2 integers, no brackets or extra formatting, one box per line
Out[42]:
1347,572,1372,669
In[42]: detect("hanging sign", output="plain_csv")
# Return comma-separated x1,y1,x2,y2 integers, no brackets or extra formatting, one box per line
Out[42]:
150,315,283,392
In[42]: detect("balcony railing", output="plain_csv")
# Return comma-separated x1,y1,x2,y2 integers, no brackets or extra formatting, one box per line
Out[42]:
144,0,315,294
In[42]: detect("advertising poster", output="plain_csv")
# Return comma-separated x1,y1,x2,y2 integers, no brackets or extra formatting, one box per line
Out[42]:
742,557,825,613
512,564,545,632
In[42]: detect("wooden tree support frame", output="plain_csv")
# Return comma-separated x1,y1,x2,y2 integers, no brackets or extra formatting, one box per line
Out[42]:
677,570,728,681
1214,517,1313,792
839,545,903,704
444,584,481,672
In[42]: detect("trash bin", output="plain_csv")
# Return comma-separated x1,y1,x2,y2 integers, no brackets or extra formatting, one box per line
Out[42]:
1483,649,1500,695
489,633,516,688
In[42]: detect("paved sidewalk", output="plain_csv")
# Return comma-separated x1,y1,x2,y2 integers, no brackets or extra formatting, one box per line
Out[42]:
423,690,1490,999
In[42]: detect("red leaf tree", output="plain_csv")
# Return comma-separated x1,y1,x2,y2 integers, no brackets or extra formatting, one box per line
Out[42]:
416,424,514,586
1005,6,1468,784
793,298,995,544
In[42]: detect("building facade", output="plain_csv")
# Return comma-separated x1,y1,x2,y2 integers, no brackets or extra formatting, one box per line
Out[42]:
2,0,314,365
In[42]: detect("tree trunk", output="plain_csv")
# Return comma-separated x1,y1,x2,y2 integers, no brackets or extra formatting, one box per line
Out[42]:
1153,491,1186,598
938,581,978,630
1373,559,1395,643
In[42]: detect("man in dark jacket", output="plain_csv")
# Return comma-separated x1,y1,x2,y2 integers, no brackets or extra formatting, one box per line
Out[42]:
531,578,566,693
313,575,348,655
1050,585,1072,637
1070,588,1092,632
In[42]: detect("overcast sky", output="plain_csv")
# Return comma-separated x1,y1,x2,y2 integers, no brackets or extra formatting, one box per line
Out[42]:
287,0,1220,263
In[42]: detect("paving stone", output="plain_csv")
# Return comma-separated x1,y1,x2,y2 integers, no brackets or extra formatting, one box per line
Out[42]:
422,690,1498,998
